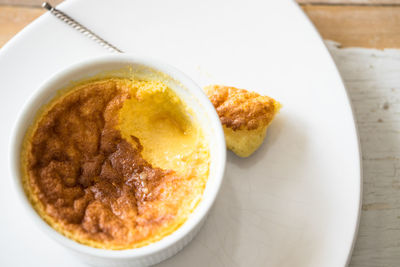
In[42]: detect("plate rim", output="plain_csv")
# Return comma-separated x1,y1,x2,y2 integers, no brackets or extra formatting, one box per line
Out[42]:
0,0,362,266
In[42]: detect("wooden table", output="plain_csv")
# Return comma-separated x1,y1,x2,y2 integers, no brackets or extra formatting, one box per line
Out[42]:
1,1,400,267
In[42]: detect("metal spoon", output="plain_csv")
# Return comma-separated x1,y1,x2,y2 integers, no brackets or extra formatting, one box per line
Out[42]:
42,2,123,53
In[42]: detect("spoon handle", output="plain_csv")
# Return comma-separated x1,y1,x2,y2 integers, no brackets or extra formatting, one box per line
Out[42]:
42,2,123,53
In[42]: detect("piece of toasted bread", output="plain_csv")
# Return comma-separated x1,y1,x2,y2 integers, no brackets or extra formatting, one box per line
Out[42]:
204,85,280,157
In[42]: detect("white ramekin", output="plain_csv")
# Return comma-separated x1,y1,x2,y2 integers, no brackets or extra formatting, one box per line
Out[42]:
10,54,226,267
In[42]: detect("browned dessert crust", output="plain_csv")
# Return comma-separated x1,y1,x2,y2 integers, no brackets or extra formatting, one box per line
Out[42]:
204,85,279,131
24,80,200,249
204,85,280,157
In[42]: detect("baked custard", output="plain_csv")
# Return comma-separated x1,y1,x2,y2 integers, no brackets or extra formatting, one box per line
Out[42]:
21,78,209,249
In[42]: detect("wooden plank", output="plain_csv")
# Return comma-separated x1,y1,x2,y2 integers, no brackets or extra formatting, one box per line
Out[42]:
302,5,400,49
0,6,44,47
298,0,400,4
325,40,400,267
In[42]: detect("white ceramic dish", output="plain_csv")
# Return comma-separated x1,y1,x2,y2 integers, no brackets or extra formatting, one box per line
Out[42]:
0,0,361,266
9,55,226,267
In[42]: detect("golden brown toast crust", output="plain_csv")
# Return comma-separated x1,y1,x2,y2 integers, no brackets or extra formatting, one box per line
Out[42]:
204,85,280,131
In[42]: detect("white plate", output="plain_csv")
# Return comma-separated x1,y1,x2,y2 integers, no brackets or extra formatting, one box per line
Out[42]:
0,0,361,266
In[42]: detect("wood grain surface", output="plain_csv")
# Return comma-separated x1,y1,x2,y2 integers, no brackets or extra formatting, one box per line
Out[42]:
302,5,400,49
326,41,400,267
298,0,400,4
